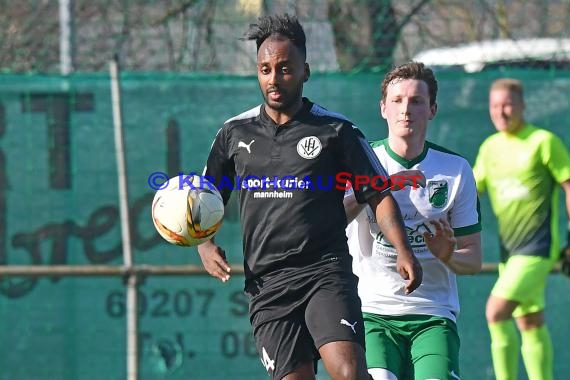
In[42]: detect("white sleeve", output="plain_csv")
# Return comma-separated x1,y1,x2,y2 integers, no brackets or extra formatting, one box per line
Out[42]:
450,160,481,232
346,208,374,276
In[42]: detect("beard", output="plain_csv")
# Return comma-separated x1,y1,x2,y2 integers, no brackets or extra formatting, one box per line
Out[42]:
261,85,303,114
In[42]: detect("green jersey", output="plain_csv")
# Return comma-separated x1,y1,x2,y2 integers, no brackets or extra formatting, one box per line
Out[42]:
473,124,570,261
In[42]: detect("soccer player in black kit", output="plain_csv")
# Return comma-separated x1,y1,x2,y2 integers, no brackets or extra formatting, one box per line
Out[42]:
197,14,422,380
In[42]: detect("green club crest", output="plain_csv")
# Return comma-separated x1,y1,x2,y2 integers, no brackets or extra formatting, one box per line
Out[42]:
428,180,448,208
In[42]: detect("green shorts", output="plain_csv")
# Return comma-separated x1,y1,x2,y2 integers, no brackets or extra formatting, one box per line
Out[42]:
491,255,555,318
363,313,460,380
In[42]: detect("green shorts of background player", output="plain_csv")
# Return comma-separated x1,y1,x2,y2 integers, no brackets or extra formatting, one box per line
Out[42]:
487,255,556,380
364,313,460,380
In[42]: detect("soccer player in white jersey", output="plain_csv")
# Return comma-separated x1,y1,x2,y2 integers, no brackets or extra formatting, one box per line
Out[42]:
345,62,482,380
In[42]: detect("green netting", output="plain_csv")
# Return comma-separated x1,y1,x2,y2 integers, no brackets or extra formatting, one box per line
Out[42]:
0,70,569,379
2,1,570,379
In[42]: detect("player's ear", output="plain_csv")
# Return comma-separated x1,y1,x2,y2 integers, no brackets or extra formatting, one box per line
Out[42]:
380,100,387,119
429,102,438,120
304,63,310,82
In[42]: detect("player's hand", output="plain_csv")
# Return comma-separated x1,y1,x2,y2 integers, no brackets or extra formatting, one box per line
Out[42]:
396,249,423,295
424,218,457,264
197,239,231,282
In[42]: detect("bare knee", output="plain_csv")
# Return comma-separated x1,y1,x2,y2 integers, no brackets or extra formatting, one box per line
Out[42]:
323,356,362,380
486,296,518,323
335,362,360,380
516,311,544,331
319,341,369,380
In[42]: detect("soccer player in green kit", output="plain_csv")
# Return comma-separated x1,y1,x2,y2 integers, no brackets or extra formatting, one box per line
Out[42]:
473,78,570,380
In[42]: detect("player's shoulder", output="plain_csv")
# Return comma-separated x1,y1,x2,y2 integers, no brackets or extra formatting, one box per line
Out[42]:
425,141,472,168
305,100,359,134
223,105,262,129
477,131,505,155
369,139,389,153
525,123,564,144
307,101,352,124
213,105,262,145
482,124,556,146
426,141,464,158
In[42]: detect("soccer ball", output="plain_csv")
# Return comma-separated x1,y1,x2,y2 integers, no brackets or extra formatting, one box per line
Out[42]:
151,175,224,246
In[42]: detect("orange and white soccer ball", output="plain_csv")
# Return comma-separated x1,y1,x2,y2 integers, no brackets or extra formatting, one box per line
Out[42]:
151,175,224,246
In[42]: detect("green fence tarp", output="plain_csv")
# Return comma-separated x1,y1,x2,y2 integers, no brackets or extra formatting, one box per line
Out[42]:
0,71,569,379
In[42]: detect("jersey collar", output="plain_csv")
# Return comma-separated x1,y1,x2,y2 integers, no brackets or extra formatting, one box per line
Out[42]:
382,139,429,169
259,98,313,128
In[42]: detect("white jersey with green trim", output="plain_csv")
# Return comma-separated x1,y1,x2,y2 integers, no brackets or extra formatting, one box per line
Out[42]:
347,139,481,321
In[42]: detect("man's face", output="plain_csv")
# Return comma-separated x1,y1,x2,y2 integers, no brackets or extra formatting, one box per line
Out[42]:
257,37,308,114
380,78,436,139
489,88,525,133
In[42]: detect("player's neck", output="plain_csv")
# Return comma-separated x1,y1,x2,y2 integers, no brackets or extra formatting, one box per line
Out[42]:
388,136,425,161
264,99,303,126
504,120,525,135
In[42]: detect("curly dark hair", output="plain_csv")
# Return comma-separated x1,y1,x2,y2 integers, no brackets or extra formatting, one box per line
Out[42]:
242,13,306,59
381,62,438,106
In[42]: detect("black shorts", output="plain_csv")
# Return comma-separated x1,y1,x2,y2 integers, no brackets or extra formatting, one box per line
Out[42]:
246,255,365,379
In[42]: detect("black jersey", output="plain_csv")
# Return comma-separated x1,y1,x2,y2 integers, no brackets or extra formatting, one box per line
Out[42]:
204,98,389,283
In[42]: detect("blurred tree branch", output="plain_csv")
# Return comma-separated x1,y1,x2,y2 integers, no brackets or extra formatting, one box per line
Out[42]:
327,0,429,72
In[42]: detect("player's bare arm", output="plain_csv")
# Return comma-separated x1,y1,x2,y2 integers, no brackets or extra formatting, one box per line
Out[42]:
424,219,482,275
197,238,231,282
368,192,423,294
